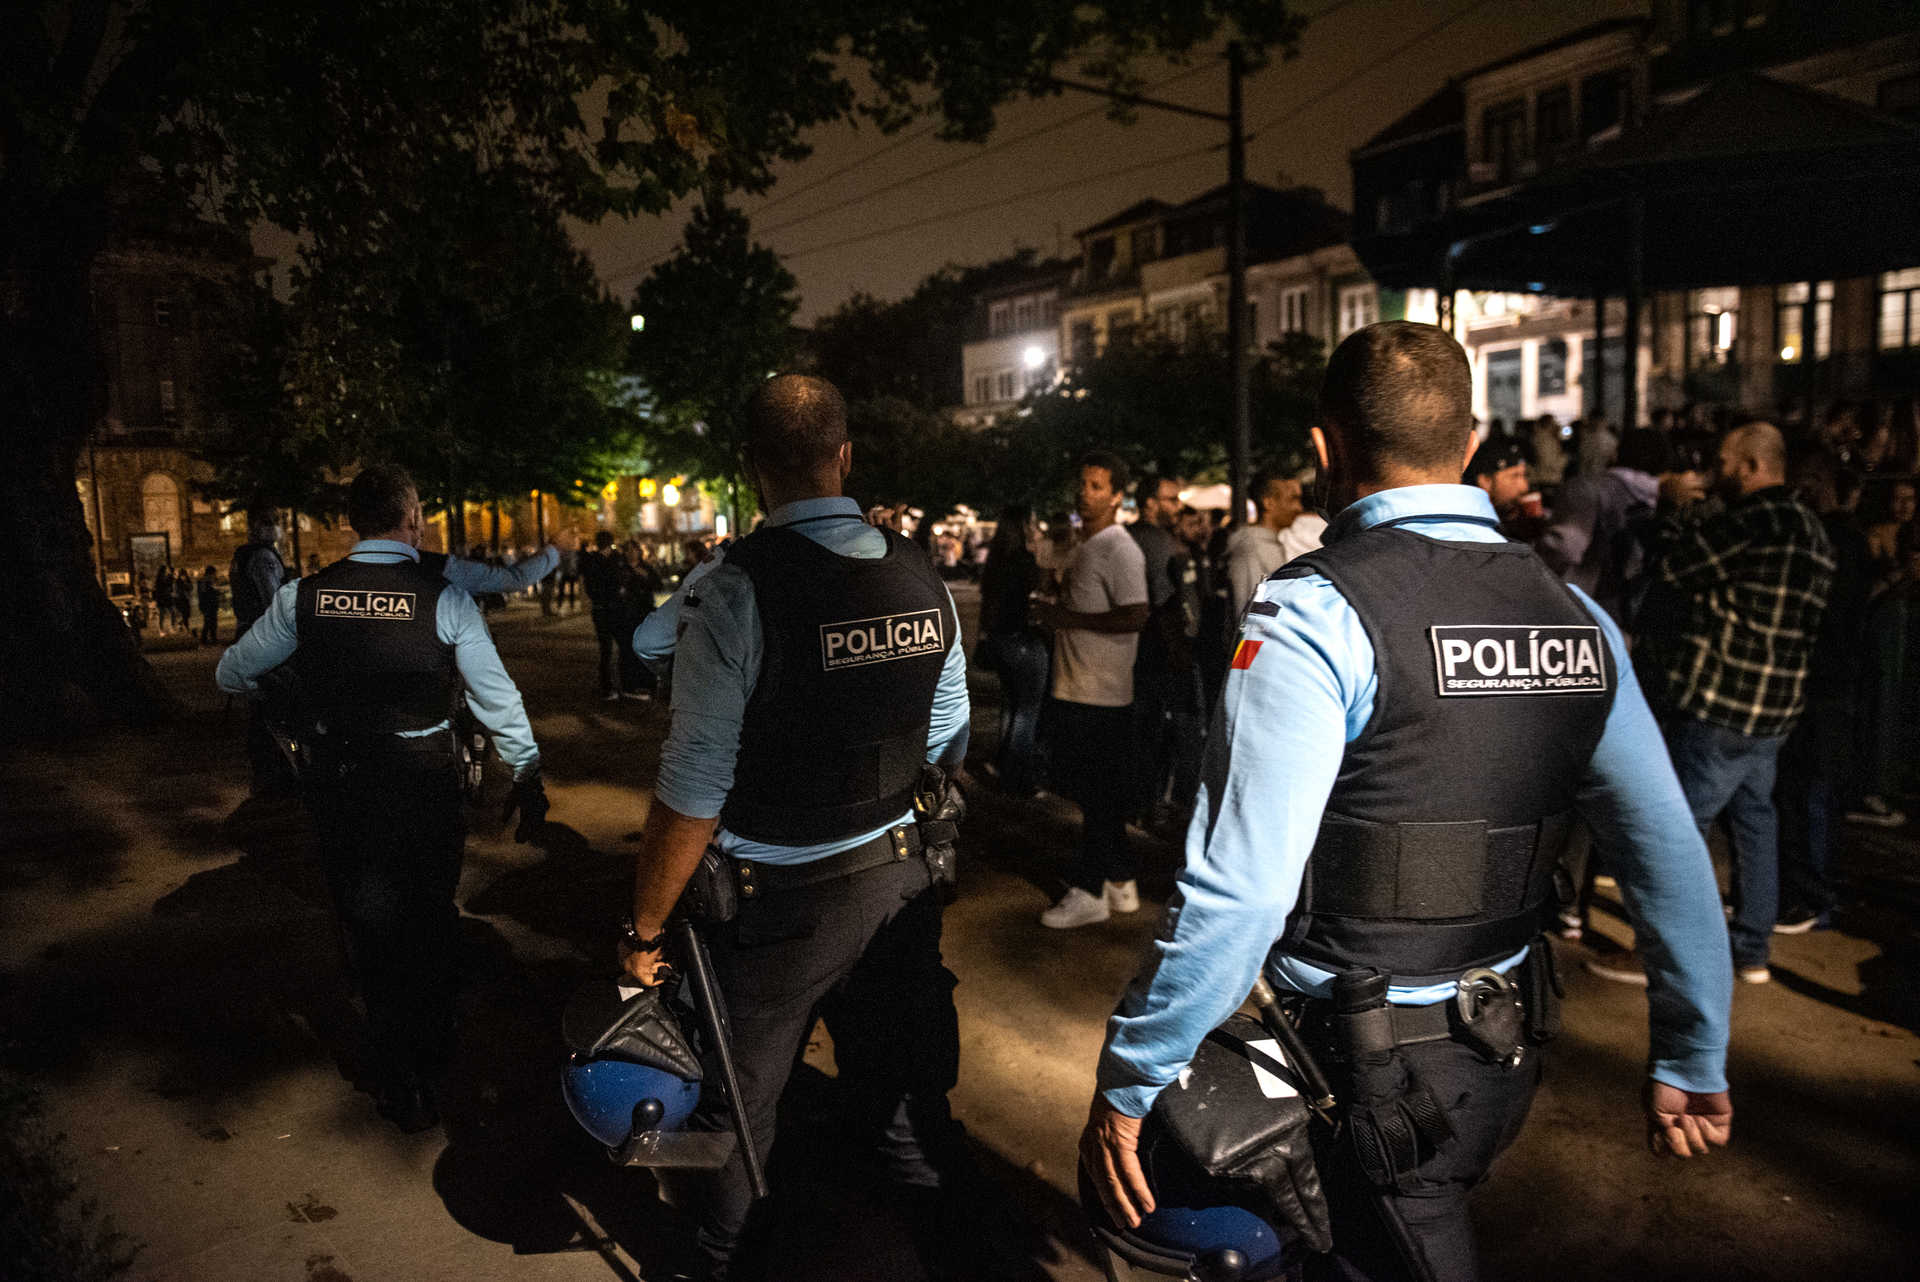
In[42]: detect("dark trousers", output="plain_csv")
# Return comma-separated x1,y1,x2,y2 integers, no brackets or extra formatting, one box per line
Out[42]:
1776,696,1846,915
980,631,1049,796
591,605,623,695
1046,698,1137,893
1129,658,1176,819
693,857,964,1273
1305,1035,1543,1282
200,609,218,644
305,746,466,1083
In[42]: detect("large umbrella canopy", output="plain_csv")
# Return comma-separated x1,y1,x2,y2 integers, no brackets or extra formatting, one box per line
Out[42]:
1440,71,1920,295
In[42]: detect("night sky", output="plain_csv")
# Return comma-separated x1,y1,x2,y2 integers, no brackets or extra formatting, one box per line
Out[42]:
574,0,1643,323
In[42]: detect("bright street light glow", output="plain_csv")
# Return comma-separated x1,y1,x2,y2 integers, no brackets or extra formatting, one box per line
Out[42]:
630,313,645,332
1022,345,1046,370
661,483,680,506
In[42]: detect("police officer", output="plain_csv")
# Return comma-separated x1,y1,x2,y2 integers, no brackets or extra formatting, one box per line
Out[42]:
617,375,973,1281
1081,323,1733,1281
216,465,549,1133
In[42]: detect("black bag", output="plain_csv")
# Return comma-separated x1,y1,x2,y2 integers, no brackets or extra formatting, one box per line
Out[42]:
1146,1013,1333,1254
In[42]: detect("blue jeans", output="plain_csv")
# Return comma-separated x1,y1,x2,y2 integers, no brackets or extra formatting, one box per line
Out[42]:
1663,716,1784,967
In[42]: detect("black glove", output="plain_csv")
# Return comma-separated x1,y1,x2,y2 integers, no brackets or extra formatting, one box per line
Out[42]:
502,773,550,844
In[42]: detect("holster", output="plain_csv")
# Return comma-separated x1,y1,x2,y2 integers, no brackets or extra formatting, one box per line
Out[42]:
1521,935,1563,1045
913,764,965,902
678,844,739,926
1333,971,1456,1195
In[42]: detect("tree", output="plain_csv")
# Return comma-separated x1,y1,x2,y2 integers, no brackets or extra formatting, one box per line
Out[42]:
3,0,1303,735
628,193,799,520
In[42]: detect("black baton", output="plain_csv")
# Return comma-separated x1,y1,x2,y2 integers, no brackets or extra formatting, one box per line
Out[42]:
674,918,769,1200
1249,976,1338,1126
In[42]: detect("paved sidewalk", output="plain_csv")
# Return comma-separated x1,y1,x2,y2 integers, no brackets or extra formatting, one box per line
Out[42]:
2,602,1917,1280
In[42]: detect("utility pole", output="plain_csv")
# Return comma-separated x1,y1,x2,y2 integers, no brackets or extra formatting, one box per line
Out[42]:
1226,42,1250,523
1051,46,1253,519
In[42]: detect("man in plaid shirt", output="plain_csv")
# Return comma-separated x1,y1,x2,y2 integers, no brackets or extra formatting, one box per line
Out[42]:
1632,422,1834,982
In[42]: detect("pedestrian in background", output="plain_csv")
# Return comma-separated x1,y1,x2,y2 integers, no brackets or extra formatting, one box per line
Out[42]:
976,505,1049,798
1037,451,1150,930
172,569,193,636
196,565,220,644
1607,422,1834,986
579,530,626,701
1222,466,1327,622
1127,473,1190,830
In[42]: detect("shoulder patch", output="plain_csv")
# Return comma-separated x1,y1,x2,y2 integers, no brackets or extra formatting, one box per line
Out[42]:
1429,625,1608,697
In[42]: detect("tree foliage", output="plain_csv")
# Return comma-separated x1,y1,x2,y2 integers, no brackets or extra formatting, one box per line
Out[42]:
629,195,799,492
3,0,1305,732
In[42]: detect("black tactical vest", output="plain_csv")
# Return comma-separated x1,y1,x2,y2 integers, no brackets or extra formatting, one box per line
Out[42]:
1272,518,1616,983
294,555,459,737
720,524,955,845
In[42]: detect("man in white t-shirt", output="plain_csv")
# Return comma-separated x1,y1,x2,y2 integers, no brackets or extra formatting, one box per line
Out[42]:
1222,466,1328,620
1037,451,1150,928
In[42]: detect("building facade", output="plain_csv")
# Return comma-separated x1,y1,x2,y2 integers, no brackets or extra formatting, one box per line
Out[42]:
958,261,1073,423
1351,1,1920,429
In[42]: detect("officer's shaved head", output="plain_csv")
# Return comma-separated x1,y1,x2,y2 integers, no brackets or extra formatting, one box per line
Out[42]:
746,374,848,478
347,464,418,537
1319,322,1474,479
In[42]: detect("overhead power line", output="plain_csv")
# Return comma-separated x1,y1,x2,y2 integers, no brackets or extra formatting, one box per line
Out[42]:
776,139,1224,262
1246,0,1496,139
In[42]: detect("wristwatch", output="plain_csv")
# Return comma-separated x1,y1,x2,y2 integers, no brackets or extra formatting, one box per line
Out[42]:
618,920,668,953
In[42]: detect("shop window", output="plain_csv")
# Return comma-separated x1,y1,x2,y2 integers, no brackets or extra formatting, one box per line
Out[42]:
1686,287,1739,366
140,472,183,548
1775,282,1833,363
1878,268,1920,352
1539,339,1569,396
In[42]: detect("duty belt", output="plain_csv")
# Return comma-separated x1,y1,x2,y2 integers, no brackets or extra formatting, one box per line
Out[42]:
733,822,925,899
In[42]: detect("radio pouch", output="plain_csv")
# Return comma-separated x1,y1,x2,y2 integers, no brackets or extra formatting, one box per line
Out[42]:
678,844,738,926
1146,1013,1333,1254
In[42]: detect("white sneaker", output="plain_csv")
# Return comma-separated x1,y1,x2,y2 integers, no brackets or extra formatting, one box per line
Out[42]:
1105,880,1140,914
1040,887,1110,929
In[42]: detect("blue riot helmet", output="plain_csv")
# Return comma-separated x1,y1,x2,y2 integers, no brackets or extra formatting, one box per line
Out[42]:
1080,1014,1332,1282
561,978,705,1154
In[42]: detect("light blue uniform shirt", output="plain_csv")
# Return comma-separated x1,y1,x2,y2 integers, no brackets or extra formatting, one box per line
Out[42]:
214,540,541,780
442,545,559,596
1097,485,1732,1117
652,498,971,866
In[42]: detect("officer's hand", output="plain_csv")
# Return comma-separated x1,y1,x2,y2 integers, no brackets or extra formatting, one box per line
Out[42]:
502,774,550,844
1645,1079,1732,1158
1080,1097,1154,1230
617,939,671,988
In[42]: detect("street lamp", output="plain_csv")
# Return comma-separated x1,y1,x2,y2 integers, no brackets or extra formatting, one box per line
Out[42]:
630,313,645,332
1022,344,1046,370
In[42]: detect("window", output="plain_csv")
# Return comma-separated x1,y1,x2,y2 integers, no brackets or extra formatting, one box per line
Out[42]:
1539,339,1569,396
1131,226,1157,265
1690,0,1738,36
158,378,177,423
971,374,993,405
1279,286,1311,336
1070,320,1095,366
1536,87,1574,160
1014,298,1035,332
1089,237,1116,280
1581,71,1628,139
1879,268,1920,352
152,297,174,328
1880,74,1920,121
1480,99,1526,183
1686,287,1740,366
1107,309,1136,347
988,302,1012,337
140,472,182,548
996,370,1017,401
1338,285,1377,338
1775,281,1833,363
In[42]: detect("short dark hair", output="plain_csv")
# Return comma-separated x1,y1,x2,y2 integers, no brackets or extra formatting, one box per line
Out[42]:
594,530,614,549
1464,435,1528,481
746,374,848,476
1615,428,1674,477
346,464,417,536
1078,450,1130,494
1318,322,1473,477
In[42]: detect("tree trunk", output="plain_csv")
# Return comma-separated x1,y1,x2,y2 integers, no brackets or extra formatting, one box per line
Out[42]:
1,204,176,740
446,463,468,553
